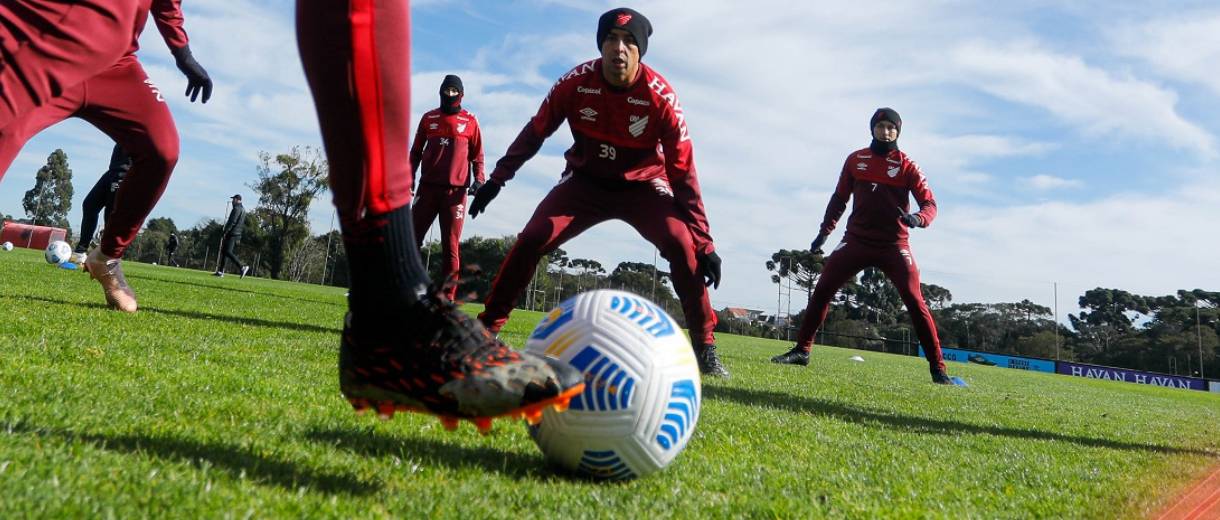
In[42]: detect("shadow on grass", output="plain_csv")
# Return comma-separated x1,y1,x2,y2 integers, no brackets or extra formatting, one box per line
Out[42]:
303,425,561,482
10,294,340,335
125,272,342,307
4,420,379,495
705,385,1217,456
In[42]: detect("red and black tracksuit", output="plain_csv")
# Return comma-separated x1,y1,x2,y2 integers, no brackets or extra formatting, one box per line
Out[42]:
410,108,483,299
795,147,946,373
477,58,718,345
0,0,186,259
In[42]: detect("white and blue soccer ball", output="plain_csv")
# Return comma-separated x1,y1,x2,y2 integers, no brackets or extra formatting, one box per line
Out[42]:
1,241,12,251
44,240,71,264
525,289,701,480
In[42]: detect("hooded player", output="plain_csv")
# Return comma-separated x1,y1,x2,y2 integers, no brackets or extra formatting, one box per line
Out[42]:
468,7,730,378
770,108,958,385
410,74,484,300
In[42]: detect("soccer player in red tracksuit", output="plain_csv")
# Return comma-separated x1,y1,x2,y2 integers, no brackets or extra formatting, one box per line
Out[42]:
468,8,730,378
410,74,484,300
0,0,212,313
770,108,957,385
296,0,584,427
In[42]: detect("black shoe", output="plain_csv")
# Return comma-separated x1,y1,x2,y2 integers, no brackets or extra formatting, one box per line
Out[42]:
694,343,730,378
339,284,586,431
770,345,809,366
931,370,954,385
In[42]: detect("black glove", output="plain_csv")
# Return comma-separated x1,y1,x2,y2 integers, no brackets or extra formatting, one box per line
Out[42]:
900,213,923,228
698,251,722,289
468,181,501,219
468,180,483,196
171,45,213,103
810,233,828,255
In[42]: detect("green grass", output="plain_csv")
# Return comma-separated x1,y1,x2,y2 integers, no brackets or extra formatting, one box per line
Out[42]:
1,247,1218,518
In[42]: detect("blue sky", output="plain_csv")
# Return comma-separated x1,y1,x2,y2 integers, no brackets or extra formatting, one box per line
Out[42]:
2,0,1217,319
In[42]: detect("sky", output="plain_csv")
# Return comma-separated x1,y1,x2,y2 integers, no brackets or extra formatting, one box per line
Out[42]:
1,0,1217,321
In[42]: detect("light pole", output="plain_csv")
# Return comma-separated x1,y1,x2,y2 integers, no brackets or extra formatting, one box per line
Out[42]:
1198,301,1205,378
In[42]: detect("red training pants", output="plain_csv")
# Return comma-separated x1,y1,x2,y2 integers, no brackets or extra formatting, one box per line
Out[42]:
794,237,945,372
478,175,718,345
296,0,413,231
412,184,467,299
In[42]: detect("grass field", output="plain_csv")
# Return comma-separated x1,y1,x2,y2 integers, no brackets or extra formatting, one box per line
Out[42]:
2,247,1218,518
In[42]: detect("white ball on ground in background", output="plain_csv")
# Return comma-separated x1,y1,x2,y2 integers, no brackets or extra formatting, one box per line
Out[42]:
849,355,865,362
2,241,12,251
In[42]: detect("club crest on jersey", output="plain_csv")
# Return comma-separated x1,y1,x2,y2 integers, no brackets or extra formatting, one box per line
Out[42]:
580,107,598,122
887,166,900,177
628,115,649,137
457,122,467,133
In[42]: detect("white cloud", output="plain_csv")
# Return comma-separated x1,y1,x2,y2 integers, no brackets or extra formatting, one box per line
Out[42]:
946,40,1214,157
1112,11,1220,97
1025,174,1083,190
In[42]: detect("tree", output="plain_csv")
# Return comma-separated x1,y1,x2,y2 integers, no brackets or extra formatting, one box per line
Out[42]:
250,147,329,279
921,283,952,310
145,217,177,235
22,149,73,232
608,261,680,311
765,248,824,300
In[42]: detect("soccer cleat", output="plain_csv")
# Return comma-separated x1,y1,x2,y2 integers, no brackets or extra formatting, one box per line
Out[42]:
212,271,224,277
83,249,137,313
240,265,250,279
69,251,87,265
338,287,585,432
694,343,730,378
932,370,966,386
770,345,810,366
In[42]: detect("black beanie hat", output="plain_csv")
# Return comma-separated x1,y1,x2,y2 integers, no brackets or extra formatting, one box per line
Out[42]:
870,107,902,136
439,74,463,114
597,8,652,57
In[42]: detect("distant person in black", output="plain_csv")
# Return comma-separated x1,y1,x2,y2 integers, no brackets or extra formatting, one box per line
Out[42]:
214,194,248,278
165,232,180,267
71,144,131,263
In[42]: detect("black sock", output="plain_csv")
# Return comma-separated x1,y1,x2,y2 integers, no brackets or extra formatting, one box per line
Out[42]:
342,204,430,327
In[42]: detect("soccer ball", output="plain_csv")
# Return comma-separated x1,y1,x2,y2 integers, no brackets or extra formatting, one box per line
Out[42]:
1,241,12,251
525,289,701,480
44,240,71,264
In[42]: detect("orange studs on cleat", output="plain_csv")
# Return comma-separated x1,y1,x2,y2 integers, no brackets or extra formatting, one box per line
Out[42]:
525,409,544,425
439,416,460,431
473,418,493,434
552,398,571,413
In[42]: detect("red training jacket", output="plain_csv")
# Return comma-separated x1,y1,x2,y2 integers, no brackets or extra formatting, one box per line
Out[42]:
409,108,485,188
490,58,714,254
125,0,190,63
818,147,937,245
